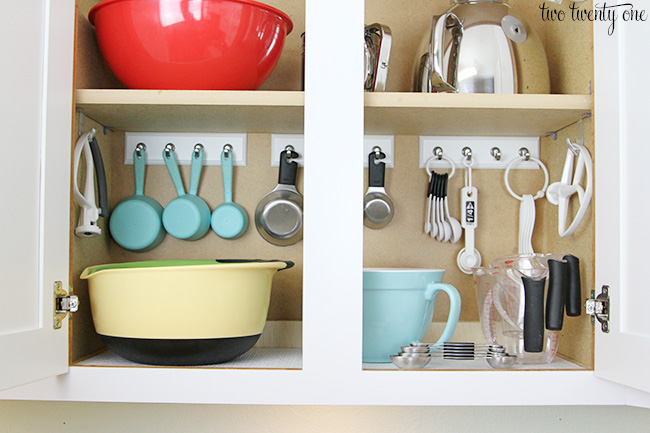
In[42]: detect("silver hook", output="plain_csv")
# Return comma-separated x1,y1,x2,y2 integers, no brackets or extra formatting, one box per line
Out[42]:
284,145,296,164
372,146,386,165
490,147,502,161
518,147,531,161
193,143,204,159
462,147,473,161
433,146,444,160
223,143,233,159
164,143,175,158
135,143,146,159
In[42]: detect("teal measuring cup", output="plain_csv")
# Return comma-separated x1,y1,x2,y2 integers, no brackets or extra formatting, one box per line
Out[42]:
109,144,165,251
362,268,461,363
211,145,248,239
162,144,211,240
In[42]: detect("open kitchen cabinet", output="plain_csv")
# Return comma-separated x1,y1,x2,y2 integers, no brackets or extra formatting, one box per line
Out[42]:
69,0,306,369
361,0,595,371
3,0,650,407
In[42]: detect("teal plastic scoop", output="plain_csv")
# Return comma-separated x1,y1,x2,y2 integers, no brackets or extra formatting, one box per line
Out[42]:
162,144,211,240
109,145,165,251
211,146,248,239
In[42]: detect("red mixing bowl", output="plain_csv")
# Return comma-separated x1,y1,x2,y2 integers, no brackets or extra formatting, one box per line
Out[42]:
89,0,293,90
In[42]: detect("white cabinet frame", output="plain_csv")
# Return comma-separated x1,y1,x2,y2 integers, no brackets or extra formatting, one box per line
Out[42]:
3,0,650,408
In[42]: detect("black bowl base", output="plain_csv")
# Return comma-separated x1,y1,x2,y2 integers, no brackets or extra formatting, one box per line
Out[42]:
99,334,261,366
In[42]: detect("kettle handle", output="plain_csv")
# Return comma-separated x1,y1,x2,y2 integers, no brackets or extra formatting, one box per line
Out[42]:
429,13,463,93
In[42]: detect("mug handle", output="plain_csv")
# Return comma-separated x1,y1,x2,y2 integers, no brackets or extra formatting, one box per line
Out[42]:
424,283,461,346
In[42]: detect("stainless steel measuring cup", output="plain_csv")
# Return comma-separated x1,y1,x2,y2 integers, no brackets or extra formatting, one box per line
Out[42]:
255,147,303,246
364,147,393,229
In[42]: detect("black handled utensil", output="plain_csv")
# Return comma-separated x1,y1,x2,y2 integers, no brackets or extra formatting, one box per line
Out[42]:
546,259,568,331
563,254,582,316
522,276,546,353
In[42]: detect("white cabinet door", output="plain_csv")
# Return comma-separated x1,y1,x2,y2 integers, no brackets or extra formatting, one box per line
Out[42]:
594,16,650,394
0,0,74,391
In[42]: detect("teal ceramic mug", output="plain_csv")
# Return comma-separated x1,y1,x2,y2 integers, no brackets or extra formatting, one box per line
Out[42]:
363,268,461,363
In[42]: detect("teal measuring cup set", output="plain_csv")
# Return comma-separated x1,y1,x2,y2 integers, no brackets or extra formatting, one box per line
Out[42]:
108,142,251,251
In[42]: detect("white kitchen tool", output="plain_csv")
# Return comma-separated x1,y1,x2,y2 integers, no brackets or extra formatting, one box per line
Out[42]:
457,150,481,274
504,149,549,254
73,130,101,237
546,140,593,237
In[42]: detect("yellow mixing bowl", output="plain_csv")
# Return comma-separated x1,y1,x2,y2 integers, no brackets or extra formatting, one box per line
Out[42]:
80,259,292,365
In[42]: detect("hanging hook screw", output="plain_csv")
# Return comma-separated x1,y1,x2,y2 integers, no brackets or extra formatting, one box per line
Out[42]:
518,147,531,161
284,145,297,164
164,143,175,158
462,147,473,160
433,146,444,160
372,146,386,165
135,143,146,159
223,143,233,158
193,143,204,158
490,147,502,161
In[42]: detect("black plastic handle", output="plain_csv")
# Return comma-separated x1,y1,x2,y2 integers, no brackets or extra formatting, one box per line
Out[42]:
563,254,582,316
442,172,448,198
546,259,568,331
522,276,546,353
278,150,299,186
89,136,109,218
368,152,386,187
427,173,436,198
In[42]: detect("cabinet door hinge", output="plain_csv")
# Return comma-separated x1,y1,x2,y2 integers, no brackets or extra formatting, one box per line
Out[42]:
585,285,610,333
54,281,78,330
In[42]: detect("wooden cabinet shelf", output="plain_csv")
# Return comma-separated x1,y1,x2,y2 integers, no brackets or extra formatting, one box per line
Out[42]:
364,93,592,136
76,89,306,133
77,89,591,137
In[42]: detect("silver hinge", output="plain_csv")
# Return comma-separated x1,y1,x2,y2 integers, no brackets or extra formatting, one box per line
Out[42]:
54,281,78,330
585,285,610,333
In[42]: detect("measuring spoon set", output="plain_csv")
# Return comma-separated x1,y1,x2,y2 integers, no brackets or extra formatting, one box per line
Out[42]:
109,143,248,251
425,172,462,244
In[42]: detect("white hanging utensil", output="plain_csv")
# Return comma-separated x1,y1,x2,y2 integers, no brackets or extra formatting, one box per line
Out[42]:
546,140,593,237
73,130,102,237
504,148,549,255
518,194,536,254
457,150,481,274
425,173,434,234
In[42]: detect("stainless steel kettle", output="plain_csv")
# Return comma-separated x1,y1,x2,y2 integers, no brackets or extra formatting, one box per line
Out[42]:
365,23,392,92
412,0,550,94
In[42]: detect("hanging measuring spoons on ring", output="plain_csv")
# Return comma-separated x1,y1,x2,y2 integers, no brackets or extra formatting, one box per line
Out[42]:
364,146,394,229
